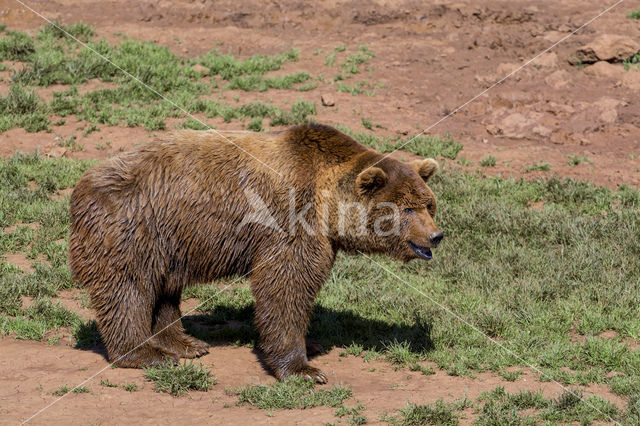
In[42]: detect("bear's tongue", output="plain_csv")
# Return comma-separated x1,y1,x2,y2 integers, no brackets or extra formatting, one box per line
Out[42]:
408,241,432,260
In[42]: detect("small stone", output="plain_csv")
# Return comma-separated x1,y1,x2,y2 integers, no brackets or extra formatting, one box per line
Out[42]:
486,124,502,135
320,94,335,107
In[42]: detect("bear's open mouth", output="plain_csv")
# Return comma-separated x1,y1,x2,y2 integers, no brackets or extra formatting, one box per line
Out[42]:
408,241,432,260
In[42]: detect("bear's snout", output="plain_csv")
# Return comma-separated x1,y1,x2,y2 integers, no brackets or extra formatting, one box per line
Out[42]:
429,231,444,248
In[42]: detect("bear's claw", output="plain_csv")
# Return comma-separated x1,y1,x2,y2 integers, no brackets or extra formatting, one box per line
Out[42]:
181,335,210,358
297,366,327,384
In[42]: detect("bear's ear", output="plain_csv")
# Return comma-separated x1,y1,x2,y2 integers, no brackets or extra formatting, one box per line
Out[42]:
411,158,439,182
356,167,388,195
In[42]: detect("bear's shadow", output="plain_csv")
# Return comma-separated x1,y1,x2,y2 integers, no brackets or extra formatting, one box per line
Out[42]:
182,305,433,375
78,305,433,376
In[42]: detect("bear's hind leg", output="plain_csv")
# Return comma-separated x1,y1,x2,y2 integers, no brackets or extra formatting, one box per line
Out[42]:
150,294,210,359
94,283,180,368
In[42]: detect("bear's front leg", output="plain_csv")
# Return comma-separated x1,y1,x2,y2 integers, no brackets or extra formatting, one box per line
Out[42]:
249,247,332,384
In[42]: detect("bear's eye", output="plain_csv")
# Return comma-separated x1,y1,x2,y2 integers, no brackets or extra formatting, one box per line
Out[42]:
404,208,414,214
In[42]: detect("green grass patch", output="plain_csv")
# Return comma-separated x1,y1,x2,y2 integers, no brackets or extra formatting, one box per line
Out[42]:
0,30,35,61
247,117,262,132
122,382,139,392
335,402,367,425
480,155,497,167
0,297,81,340
628,9,640,19
409,363,436,376
0,26,311,133
99,379,118,388
195,48,299,80
0,154,96,340
623,53,640,71
472,376,632,424
51,385,71,396
144,362,216,396
498,369,522,381
525,162,550,172
542,389,619,424
38,22,95,43
568,154,590,166
180,117,210,131
384,399,471,425
226,71,310,92
72,385,89,394
0,85,50,132
234,376,352,410
335,125,463,159
336,80,376,96
341,45,375,74
325,52,336,66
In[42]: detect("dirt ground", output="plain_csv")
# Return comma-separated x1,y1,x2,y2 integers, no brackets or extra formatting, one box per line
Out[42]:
1,0,639,424
2,293,627,425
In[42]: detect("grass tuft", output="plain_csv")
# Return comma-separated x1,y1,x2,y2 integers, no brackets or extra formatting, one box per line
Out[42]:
335,125,462,159
235,376,352,410
0,30,35,60
525,162,551,172
384,399,470,425
480,155,497,167
567,154,590,166
144,362,216,396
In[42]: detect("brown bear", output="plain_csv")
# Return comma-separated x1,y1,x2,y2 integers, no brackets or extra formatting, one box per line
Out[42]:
69,123,443,383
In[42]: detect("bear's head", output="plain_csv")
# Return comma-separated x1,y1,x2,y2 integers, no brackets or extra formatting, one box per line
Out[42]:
335,156,443,262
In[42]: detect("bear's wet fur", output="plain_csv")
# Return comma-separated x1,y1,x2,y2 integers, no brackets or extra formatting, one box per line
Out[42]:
69,123,442,383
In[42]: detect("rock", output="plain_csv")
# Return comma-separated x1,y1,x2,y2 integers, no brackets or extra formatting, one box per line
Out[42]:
320,94,335,107
550,130,568,145
495,112,544,139
534,52,558,68
545,70,571,89
486,124,502,135
571,35,639,64
622,70,640,91
584,61,625,79
192,64,209,74
569,97,623,133
532,125,552,138
496,62,519,75
593,97,622,123
547,101,575,115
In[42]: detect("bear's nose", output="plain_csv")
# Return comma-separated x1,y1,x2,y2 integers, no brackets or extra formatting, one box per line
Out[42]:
429,231,444,247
